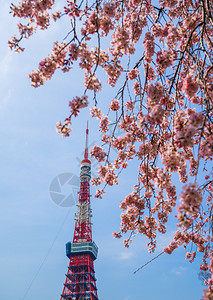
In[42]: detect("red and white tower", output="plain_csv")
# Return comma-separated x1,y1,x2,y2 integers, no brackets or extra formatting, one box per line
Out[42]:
60,123,99,300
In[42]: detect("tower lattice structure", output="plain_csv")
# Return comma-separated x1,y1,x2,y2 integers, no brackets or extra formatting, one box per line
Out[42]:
60,125,99,300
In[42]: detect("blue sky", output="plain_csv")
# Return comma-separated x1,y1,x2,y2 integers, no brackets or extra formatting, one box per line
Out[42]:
0,1,205,299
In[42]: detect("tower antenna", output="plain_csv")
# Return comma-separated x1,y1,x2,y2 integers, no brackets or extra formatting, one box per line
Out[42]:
84,120,89,160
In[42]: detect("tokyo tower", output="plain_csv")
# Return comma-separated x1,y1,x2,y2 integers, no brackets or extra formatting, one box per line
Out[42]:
60,123,99,300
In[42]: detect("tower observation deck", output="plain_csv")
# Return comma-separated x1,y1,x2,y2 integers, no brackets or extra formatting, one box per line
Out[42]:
60,124,99,300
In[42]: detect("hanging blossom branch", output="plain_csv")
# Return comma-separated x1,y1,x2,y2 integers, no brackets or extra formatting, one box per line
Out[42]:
9,0,213,298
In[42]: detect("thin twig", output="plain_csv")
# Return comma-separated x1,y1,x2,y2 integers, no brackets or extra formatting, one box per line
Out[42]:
133,252,164,274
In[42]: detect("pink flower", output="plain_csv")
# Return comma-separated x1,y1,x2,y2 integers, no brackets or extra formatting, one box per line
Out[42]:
52,10,61,21
104,61,123,87
97,165,108,177
163,241,178,254
99,116,110,132
102,2,116,18
111,27,130,55
69,43,79,61
104,170,118,186
177,183,202,218
112,231,122,238
185,252,192,259
128,68,139,80
200,264,209,271
182,76,199,98
125,100,135,111
174,109,204,148
84,73,102,91
144,63,156,82
55,121,72,137
110,99,120,111
95,189,106,199
90,145,107,162
143,32,155,63
69,95,88,117
156,49,175,74
90,106,103,119
147,82,164,107
36,11,50,29
202,288,213,300
160,0,178,8
133,81,141,95
148,104,165,124
29,41,68,86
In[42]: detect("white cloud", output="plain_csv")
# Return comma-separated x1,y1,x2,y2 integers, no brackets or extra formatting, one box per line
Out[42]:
171,266,187,276
120,251,134,260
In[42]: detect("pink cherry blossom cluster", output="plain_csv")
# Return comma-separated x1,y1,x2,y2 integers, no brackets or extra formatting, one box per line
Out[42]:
84,73,102,92
11,0,54,19
68,43,79,61
161,147,183,172
144,63,156,82
90,107,103,119
99,116,110,133
17,22,35,40
104,60,123,87
146,82,165,108
65,1,81,18
163,241,178,254
68,95,88,117
8,35,25,53
9,0,55,51
109,99,120,111
202,254,213,299
124,10,147,43
164,230,207,256
200,125,213,159
182,76,199,98
143,32,155,63
174,109,204,148
177,183,203,227
111,27,131,56
93,162,119,188
160,0,178,9
156,49,176,74
147,104,165,125
55,120,71,137
104,169,118,186
52,10,61,21
133,81,141,95
125,100,135,111
90,145,107,162
99,2,116,35
202,288,213,300
29,41,68,87
128,69,139,80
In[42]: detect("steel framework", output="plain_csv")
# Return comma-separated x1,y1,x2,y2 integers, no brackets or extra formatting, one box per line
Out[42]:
60,124,99,300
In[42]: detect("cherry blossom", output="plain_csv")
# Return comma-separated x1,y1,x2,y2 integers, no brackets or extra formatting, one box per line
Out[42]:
90,145,107,162
109,99,120,111
182,76,199,98
99,116,110,133
128,69,139,80
69,95,88,117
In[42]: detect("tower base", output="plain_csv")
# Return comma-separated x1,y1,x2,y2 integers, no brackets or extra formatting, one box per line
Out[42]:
60,253,99,300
